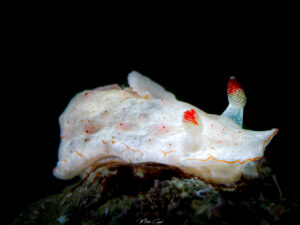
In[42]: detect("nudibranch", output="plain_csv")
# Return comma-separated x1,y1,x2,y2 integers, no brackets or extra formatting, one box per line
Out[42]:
53,71,278,184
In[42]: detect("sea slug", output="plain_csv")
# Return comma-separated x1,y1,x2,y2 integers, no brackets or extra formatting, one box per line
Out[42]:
53,71,278,184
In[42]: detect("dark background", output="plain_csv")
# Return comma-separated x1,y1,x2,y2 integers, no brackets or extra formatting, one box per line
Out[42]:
4,11,299,223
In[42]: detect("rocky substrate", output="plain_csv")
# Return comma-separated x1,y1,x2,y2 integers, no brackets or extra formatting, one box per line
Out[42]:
12,161,299,225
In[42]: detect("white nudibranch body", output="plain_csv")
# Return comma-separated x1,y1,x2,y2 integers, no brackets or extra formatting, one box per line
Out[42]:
53,71,278,184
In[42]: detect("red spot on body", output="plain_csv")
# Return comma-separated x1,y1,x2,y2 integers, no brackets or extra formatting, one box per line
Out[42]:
61,136,64,140
227,77,242,95
84,92,90,96
183,109,198,125
162,126,166,129
85,120,96,134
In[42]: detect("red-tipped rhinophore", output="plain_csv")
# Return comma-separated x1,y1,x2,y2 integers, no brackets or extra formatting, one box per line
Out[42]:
227,76,242,95
227,76,246,107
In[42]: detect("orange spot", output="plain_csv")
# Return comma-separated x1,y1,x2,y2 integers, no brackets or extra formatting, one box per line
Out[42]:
101,139,107,144
160,151,166,157
183,109,198,125
234,143,238,146
145,94,149,99
63,159,67,162
210,124,214,127
160,150,176,157
75,151,83,157
238,131,242,133
148,139,151,142
111,140,115,144
121,143,142,154
120,123,123,126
